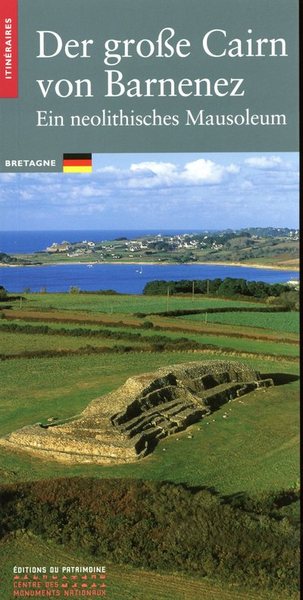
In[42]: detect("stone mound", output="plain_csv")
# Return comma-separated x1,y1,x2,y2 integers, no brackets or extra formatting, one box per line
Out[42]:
0,361,273,464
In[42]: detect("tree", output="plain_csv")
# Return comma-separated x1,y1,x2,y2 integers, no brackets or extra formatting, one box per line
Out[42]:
0,285,7,299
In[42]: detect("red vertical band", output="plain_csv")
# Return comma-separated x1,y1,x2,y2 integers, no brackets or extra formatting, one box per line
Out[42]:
0,0,18,97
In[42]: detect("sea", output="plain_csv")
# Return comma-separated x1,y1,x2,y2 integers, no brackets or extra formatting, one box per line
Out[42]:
0,230,299,294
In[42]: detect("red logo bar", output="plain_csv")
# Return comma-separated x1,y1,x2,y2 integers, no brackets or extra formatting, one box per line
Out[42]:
0,0,18,97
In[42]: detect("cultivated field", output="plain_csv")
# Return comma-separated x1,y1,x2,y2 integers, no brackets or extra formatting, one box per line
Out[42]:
14,291,264,313
183,310,299,334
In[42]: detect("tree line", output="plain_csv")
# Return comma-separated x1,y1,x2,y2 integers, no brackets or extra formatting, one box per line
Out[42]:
143,277,294,299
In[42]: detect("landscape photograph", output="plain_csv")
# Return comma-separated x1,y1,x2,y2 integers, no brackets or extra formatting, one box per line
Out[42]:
0,152,300,599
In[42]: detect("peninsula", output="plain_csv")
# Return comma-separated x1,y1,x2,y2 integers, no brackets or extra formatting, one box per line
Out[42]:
0,227,299,270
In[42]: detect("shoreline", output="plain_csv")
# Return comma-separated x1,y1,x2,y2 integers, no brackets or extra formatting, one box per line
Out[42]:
0,260,299,272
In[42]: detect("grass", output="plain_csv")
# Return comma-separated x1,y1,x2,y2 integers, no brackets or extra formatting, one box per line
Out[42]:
108,326,299,357
183,311,299,334
0,331,135,355
0,351,299,495
2,312,298,348
153,315,299,344
14,292,264,314
0,319,299,358
0,291,299,597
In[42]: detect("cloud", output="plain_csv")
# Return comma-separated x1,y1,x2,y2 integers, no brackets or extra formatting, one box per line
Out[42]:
239,180,254,190
0,173,17,182
0,153,298,229
182,159,239,184
68,184,109,199
64,202,106,216
20,190,34,200
127,161,177,188
96,166,122,175
130,161,177,177
244,156,283,169
99,158,241,189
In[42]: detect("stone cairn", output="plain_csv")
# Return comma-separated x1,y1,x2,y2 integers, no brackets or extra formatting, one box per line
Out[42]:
0,361,273,464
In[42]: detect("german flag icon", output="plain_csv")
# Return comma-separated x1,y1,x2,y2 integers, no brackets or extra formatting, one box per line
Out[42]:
63,153,92,173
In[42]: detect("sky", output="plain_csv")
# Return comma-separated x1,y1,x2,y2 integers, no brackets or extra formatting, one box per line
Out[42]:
0,152,299,231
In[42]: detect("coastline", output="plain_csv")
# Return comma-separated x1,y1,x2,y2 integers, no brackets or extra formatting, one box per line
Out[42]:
0,259,299,272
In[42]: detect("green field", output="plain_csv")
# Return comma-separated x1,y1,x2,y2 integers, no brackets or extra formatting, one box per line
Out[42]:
18,291,263,313
0,330,134,354
0,319,299,358
184,310,299,334
107,325,299,356
0,293,299,491
0,291,299,598
0,347,299,495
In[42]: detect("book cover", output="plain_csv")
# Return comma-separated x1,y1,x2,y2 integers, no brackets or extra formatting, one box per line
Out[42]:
0,1,299,599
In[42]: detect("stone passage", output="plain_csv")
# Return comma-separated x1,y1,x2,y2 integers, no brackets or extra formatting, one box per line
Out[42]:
0,361,273,465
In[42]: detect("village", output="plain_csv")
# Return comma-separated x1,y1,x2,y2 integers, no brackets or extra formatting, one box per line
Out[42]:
41,227,299,269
